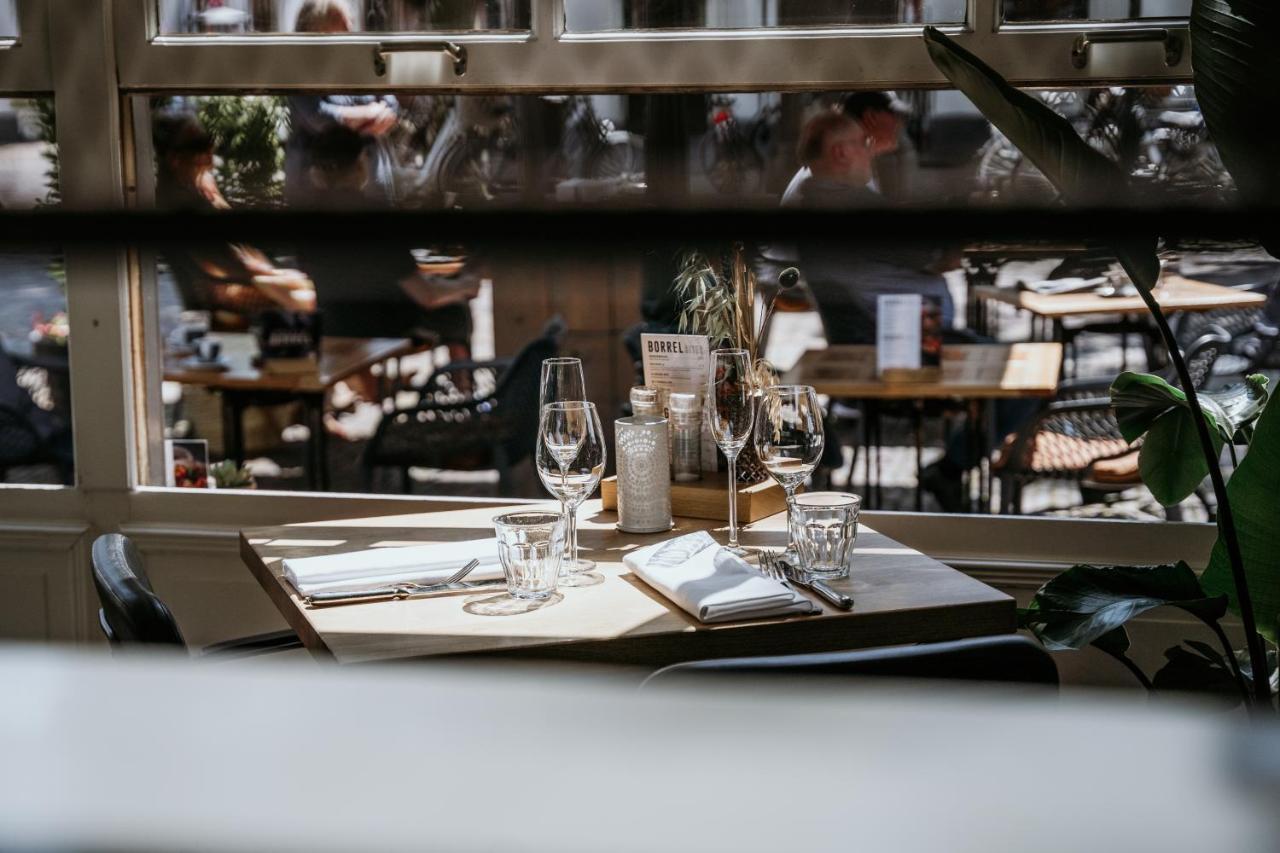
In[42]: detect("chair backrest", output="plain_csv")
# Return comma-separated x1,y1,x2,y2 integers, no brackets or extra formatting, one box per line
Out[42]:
90,533,187,648
494,315,566,462
643,635,1058,689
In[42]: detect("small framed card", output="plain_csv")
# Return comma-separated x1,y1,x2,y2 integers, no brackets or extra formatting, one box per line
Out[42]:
164,439,215,489
640,332,719,472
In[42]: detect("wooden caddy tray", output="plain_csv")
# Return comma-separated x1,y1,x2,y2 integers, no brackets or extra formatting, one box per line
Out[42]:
600,471,786,523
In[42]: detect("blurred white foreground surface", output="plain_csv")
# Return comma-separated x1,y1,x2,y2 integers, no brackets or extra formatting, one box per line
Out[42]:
0,647,1274,853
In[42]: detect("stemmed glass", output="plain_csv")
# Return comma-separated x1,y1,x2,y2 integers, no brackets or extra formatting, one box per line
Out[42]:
536,401,606,577
755,384,825,558
707,349,756,555
538,357,592,570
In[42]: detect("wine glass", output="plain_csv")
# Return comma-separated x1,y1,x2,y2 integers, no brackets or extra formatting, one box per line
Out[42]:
537,401,606,577
707,348,756,554
539,357,586,413
755,384,825,558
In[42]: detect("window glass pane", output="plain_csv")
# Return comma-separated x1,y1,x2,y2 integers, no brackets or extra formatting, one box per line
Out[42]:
157,0,529,34
1,99,58,208
145,87,1232,212
0,243,73,486
1003,0,1190,22
0,0,17,37
564,0,965,31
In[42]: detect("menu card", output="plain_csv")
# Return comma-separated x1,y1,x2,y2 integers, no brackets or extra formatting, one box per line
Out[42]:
640,333,718,472
876,294,942,381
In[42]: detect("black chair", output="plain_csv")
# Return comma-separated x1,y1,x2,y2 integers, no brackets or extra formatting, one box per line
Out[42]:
91,533,302,657
643,635,1058,689
0,348,73,484
363,315,567,493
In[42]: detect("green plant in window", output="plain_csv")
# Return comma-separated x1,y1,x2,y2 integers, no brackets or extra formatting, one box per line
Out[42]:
924,2,1278,711
194,96,290,208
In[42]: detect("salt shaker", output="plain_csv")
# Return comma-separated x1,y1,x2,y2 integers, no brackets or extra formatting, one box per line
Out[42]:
615,408,673,534
668,391,702,483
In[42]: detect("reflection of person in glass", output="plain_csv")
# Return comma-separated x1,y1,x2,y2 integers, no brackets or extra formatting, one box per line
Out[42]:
285,0,400,207
153,112,316,324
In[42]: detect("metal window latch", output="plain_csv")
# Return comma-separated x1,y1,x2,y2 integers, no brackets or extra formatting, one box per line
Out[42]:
373,41,467,77
1071,28,1182,69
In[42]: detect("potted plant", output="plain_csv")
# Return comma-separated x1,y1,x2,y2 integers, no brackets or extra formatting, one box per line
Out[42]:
921,1,1278,710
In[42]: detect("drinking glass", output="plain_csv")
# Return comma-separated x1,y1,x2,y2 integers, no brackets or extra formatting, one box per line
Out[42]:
537,401,606,574
493,511,566,600
755,384,825,557
539,357,586,413
789,492,860,579
707,349,756,554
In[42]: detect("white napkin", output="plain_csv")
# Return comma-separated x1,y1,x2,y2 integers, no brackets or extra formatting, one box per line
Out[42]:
282,539,503,596
623,531,819,623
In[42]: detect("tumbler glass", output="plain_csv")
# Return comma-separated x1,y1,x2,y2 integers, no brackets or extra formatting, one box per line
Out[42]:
789,492,861,579
493,511,567,600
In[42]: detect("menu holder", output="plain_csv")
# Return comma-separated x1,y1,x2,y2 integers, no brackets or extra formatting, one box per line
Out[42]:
601,471,786,523
876,294,942,384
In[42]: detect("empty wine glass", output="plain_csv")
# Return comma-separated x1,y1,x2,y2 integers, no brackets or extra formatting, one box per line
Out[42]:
537,401,606,575
539,357,586,413
707,348,756,554
755,384,825,558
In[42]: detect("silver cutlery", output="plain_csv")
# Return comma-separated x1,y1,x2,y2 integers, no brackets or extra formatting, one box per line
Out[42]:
304,558,483,606
778,556,854,610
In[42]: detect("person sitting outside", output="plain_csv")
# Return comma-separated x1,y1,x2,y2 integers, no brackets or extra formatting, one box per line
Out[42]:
153,112,316,328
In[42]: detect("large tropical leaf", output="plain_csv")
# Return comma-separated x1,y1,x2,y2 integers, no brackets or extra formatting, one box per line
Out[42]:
1138,407,1224,506
1020,562,1227,651
922,27,1161,291
1111,371,1268,444
1190,1,1280,236
1203,375,1271,442
1152,641,1244,709
1200,396,1280,643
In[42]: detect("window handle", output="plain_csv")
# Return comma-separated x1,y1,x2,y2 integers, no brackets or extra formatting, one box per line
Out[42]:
1071,28,1182,69
373,41,467,77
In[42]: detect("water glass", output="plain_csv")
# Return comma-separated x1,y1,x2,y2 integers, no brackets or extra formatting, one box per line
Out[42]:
789,492,860,579
493,511,566,600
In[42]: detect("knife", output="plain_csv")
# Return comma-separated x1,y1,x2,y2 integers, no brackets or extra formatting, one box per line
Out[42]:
778,559,854,610
305,579,505,606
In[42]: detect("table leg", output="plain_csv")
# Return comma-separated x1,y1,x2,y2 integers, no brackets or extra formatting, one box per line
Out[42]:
913,401,924,513
221,394,246,465
967,399,982,514
304,395,330,492
980,399,996,514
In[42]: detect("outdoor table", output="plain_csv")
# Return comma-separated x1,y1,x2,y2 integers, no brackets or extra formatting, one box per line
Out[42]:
972,275,1266,342
165,333,414,491
784,343,1063,512
240,503,1015,667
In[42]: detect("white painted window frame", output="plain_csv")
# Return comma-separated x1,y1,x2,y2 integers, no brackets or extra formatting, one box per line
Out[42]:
0,0,1215,601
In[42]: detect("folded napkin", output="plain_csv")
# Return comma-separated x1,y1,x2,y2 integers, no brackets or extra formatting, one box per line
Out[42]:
623,531,819,624
283,539,503,596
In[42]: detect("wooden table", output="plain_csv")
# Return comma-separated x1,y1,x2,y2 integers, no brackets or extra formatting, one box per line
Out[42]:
240,503,1015,667
165,334,414,490
972,275,1266,343
785,344,1063,512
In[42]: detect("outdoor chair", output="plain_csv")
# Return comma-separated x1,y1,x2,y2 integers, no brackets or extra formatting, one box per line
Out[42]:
643,635,1058,689
91,533,301,657
1167,280,1280,382
362,315,566,494
0,347,73,484
993,325,1231,516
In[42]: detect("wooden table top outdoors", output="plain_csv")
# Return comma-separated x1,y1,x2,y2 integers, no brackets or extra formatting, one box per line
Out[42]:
784,343,1062,400
241,503,1015,667
164,333,414,394
972,275,1265,319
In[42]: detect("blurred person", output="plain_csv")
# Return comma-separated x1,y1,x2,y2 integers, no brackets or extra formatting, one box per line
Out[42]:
153,112,316,325
781,92,909,205
285,0,401,207
296,125,475,415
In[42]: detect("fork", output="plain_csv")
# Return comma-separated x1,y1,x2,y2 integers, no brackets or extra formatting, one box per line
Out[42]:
759,551,854,611
305,558,483,606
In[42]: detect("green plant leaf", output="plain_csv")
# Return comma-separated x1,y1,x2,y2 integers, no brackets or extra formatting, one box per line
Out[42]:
1138,407,1224,506
1111,371,1189,443
921,27,1160,291
1151,641,1244,708
1202,375,1271,442
1190,0,1280,256
1200,396,1280,643
1020,562,1227,651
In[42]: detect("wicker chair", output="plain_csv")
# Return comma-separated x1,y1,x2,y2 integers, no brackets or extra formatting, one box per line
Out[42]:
362,316,566,494
994,325,1231,515
1167,281,1280,381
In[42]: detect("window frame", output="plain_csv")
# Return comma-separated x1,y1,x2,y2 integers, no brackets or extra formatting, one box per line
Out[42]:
0,0,1225,588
